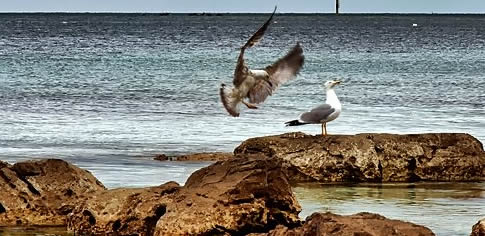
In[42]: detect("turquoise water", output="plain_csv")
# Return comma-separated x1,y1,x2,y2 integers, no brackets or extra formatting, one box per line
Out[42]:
1,13,485,235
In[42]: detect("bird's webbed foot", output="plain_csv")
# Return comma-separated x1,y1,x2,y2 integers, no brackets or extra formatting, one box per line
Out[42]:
242,100,258,109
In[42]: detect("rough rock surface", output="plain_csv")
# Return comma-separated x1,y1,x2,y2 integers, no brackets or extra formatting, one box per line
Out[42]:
235,132,485,182
154,152,234,161
471,218,485,236
68,157,301,235
0,159,106,226
250,212,435,236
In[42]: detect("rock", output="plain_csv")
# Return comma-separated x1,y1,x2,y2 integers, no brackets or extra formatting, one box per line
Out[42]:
68,157,301,235
173,152,234,161
153,154,169,161
250,212,435,236
234,132,485,183
67,182,180,235
153,152,234,161
0,160,9,169
471,218,485,236
0,159,106,226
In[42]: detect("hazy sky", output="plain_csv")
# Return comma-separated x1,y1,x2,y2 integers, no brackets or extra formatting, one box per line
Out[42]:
2,0,485,13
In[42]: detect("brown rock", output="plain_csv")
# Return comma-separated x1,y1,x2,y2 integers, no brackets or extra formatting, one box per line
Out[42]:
250,212,435,236
0,159,106,226
67,157,301,235
0,160,9,169
174,152,234,161
153,152,234,161
153,154,169,161
67,182,180,235
234,132,485,183
471,218,485,236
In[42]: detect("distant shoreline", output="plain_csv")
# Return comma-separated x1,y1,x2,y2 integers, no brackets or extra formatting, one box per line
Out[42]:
1,12,485,16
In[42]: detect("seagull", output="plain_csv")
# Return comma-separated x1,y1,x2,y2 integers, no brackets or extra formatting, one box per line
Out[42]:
219,6,305,117
285,80,342,136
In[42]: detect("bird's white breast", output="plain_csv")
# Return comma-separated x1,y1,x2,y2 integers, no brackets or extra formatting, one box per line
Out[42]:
323,88,342,123
250,69,269,79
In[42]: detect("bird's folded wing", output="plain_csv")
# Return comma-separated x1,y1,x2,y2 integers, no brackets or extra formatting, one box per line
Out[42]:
300,106,335,123
233,6,277,87
248,43,304,104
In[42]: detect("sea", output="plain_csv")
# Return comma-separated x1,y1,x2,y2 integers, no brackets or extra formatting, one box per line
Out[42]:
0,13,484,235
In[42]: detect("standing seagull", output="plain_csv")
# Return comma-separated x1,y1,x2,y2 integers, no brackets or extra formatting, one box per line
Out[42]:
220,6,305,117
285,80,342,135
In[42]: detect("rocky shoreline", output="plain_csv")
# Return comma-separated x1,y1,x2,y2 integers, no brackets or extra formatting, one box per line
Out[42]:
2,132,485,235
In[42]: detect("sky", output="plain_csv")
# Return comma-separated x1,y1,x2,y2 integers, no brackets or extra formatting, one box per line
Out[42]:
1,0,485,13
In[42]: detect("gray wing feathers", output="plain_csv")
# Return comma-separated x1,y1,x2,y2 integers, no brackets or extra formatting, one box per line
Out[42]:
248,80,273,104
300,105,335,123
310,104,332,112
248,43,304,104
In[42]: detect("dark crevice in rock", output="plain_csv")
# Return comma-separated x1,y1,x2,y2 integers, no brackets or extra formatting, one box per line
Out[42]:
430,146,438,156
83,210,96,225
145,204,166,236
407,158,421,182
378,161,383,182
65,188,74,197
16,175,41,196
374,144,384,153
0,202,6,213
112,219,121,231
0,170,17,189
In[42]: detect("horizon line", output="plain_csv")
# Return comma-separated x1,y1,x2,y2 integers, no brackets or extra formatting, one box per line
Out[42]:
1,11,485,15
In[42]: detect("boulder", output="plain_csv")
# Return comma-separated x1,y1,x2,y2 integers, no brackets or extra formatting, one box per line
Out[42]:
250,212,435,236
68,157,301,235
234,132,485,183
67,182,180,235
0,159,106,226
471,218,485,236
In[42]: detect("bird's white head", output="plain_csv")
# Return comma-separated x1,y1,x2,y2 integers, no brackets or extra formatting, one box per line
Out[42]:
324,80,341,89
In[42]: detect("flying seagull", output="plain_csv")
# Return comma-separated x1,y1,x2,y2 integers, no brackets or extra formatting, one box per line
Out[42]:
219,6,305,117
285,80,342,135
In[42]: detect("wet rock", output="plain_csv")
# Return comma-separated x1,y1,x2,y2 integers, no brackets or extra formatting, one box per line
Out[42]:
471,218,485,236
67,182,180,235
153,152,234,161
234,132,485,183
153,154,169,161
0,159,106,226
250,212,435,236
68,157,301,235
173,152,234,161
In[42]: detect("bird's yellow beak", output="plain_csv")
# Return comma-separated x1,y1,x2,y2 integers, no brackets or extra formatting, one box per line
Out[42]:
334,80,341,84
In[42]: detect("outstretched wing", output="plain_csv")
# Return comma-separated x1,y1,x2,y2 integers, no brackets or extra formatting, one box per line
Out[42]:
248,43,304,104
233,6,277,87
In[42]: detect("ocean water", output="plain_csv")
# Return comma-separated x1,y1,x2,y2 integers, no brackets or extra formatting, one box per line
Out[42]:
0,13,484,235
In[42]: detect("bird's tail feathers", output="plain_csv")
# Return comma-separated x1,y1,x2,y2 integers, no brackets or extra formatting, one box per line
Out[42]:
220,83,241,117
285,120,305,126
